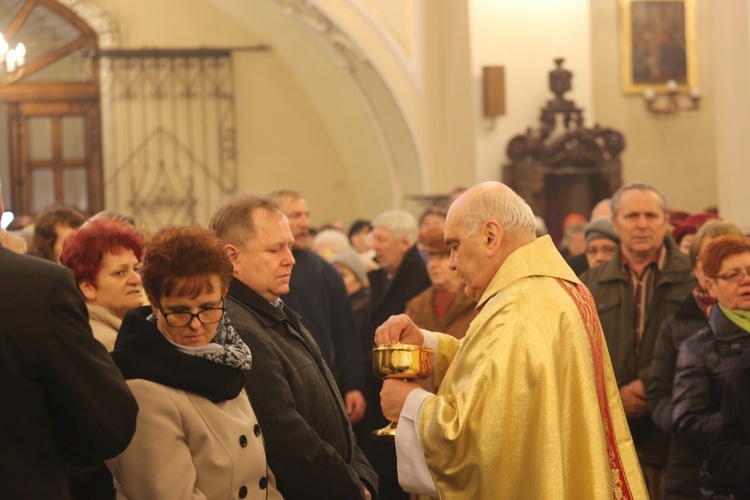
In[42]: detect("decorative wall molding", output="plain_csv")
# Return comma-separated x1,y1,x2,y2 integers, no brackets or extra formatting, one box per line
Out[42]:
270,0,423,203
57,0,119,48
273,0,371,73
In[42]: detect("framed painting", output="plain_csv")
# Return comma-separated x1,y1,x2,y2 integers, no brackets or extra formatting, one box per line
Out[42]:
619,0,698,94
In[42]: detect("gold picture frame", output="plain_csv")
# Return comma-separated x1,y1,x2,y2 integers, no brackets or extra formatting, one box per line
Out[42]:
619,0,698,95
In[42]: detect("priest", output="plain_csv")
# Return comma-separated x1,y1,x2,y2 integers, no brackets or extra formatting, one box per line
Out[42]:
377,181,647,499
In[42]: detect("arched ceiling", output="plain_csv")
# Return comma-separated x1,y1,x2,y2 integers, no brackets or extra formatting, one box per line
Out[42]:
203,0,423,214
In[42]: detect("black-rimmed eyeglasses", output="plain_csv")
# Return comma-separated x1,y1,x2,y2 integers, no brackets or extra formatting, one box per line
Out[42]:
154,299,225,327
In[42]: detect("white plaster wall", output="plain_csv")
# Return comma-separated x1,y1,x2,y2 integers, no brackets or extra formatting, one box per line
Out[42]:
712,0,750,229
591,0,718,214
314,0,476,196
96,0,372,226
469,0,593,183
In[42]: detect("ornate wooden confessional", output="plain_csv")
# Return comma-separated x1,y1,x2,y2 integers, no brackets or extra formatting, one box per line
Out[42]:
503,59,625,243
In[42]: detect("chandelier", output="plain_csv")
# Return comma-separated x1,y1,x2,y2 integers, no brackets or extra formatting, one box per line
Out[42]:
0,32,26,73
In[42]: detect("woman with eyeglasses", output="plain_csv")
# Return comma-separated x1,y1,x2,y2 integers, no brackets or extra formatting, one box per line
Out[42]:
671,235,750,498
647,220,744,498
106,226,282,499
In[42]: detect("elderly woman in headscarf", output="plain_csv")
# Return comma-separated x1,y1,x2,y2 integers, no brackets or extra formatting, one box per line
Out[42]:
106,225,281,499
60,218,145,352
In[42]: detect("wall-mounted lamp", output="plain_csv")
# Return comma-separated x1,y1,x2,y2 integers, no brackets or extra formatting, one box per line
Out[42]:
483,66,506,118
643,79,700,114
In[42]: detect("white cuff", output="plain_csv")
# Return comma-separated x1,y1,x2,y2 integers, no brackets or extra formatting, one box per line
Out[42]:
395,388,438,497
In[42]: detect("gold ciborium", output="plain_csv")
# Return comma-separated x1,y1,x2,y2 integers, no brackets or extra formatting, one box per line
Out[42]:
371,343,433,441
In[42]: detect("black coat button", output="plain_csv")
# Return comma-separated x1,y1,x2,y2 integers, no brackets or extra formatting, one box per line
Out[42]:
259,476,268,489
239,485,248,498
239,435,248,447
253,424,261,436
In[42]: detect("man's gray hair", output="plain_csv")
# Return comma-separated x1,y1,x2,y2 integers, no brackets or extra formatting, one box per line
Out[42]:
312,229,352,256
269,189,302,208
371,209,419,246
461,188,537,238
610,182,667,216
208,193,283,247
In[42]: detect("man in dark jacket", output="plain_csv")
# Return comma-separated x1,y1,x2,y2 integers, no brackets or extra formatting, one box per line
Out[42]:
0,181,138,499
271,189,366,424
580,182,695,500
210,193,377,500
360,208,431,500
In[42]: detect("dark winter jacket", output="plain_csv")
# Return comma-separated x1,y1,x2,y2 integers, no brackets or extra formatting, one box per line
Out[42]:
284,248,364,394
648,294,708,498
0,248,138,499
673,306,750,496
226,278,377,500
709,344,750,498
580,237,695,466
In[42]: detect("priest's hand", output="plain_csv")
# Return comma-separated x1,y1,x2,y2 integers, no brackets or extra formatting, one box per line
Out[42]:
619,379,648,418
375,314,425,346
381,378,421,421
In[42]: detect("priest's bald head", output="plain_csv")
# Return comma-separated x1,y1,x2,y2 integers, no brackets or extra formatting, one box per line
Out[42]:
444,182,536,302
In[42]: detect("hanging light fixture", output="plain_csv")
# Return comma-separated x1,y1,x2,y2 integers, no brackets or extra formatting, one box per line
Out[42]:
0,32,26,73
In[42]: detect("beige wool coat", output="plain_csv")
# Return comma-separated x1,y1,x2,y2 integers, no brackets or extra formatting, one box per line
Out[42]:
106,379,282,500
86,303,121,352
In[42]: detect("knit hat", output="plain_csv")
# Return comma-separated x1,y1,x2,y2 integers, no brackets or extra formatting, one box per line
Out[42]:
418,227,450,256
672,212,720,244
332,251,367,286
584,217,620,245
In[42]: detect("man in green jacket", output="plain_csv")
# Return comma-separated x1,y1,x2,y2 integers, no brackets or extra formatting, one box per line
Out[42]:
580,182,695,500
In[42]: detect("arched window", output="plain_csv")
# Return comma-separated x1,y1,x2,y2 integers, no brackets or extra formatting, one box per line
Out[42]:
0,0,102,215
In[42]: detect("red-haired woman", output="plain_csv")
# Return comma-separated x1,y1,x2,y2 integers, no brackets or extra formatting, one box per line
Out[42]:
60,218,144,351
672,235,750,497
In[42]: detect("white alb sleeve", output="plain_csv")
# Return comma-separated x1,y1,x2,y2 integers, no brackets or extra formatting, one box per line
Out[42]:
394,329,440,497
395,388,438,497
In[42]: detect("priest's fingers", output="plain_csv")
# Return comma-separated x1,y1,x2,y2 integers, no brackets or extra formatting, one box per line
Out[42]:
374,314,424,346
380,378,420,421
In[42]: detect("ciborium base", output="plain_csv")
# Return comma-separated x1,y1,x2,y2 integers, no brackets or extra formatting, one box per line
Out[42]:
371,422,398,441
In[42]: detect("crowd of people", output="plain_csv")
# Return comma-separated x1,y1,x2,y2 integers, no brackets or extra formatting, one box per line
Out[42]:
2,175,750,499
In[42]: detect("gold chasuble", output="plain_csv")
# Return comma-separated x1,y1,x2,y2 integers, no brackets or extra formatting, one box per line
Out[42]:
419,236,647,499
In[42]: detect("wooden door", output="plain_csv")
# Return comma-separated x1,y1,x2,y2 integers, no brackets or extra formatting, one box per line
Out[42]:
9,100,102,214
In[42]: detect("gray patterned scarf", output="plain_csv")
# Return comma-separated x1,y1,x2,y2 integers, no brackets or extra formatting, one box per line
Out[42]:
148,313,252,370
